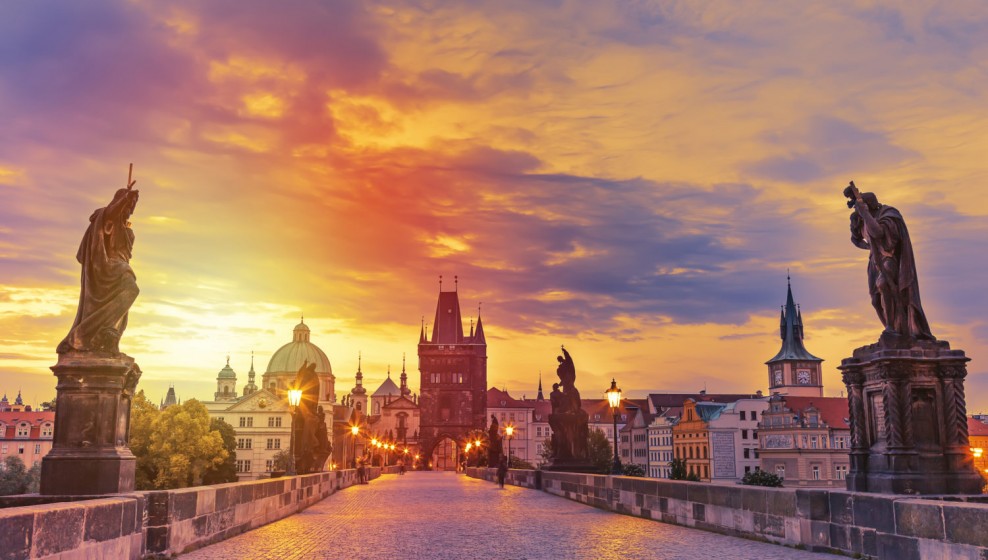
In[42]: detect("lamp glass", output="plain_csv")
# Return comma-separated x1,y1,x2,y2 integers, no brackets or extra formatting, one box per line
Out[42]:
287,388,303,407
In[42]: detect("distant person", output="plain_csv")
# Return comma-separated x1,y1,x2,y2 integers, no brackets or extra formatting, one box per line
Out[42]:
398,458,406,475
496,456,508,489
357,458,367,484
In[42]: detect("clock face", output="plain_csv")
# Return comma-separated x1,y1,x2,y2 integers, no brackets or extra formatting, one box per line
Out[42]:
797,371,811,384
773,371,783,385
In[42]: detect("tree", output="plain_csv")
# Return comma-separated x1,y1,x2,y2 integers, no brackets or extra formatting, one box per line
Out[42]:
538,437,553,467
622,463,646,477
130,390,161,490
741,469,784,488
0,456,35,495
509,456,535,470
202,418,238,484
669,458,699,481
588,428,613,474
272,449,292,472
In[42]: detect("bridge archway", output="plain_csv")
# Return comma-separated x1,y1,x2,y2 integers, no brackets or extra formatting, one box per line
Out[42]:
427,436,459,471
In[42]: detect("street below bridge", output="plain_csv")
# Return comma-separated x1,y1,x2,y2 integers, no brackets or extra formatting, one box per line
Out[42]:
182,472,842,560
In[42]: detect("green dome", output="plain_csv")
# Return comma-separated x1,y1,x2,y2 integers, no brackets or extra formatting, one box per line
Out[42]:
217,359,237,379
265,320,333,376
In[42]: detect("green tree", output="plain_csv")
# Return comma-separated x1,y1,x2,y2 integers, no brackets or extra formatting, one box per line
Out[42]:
148,399,227,489
622,463,646,477
130,390,161,490
272,449,292,472
741,469,784,488
538,437,553,467
669,458,699,481
588,428,613,474
0,456,32,495
509,456,535,470
202,417,238,484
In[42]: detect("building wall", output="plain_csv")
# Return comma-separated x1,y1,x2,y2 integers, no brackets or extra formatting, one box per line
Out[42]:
0,411,55,468
673,401,712,481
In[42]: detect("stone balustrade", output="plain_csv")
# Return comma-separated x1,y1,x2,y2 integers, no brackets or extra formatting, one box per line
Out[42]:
466,467,988,560
0,467,390,559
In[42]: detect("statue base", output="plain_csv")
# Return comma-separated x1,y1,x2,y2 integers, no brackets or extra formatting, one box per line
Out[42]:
839,338,984,495
40,352,141,495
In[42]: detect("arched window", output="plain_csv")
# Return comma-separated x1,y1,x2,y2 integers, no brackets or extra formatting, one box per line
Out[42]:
702,446,707,459
688,446,693,459
373,402,380,415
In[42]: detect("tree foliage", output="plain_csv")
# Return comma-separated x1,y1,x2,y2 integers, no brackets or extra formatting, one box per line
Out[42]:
508,456,535,470
0,456,39,496
538,437,553,467
588,428,614,474
130,392,229,490
669,458,700,481
272,449,292,472
202,417,238,484
622,463,646,477
741,469,784,487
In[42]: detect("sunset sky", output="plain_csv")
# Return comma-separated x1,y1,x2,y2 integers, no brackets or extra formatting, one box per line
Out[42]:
3,1,988,411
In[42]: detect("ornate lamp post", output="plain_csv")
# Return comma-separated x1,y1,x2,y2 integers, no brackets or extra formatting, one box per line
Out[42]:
505,425,514,466
287,387,303,476
606,378,622,475
464,442,472,469
475,439,482,467
350,425,359,468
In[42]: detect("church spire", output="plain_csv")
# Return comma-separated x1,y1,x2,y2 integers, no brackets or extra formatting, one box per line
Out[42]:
400,353,411,396
419,316,426,344
766,274,821,364
537,371,545,401
473,309,486,345
353,351,366,395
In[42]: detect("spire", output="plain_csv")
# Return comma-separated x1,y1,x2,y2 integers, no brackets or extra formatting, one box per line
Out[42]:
15,390,23,406
474,313,486,344
353,351,366,395
537,371,545,402
419,316,426,344
469,318,474,338
248,351,256,380
430,281,465,343
766,274,822,364
400,353,411,396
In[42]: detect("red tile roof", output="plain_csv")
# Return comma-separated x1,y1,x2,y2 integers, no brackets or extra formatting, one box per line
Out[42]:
487,388,532,409
968,418,988,437
774,396,849,429
0,411,55,440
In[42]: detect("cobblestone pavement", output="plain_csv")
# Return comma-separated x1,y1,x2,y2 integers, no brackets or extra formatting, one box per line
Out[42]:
182,472,843,560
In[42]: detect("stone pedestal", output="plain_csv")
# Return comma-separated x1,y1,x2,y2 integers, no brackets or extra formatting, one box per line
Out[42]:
40,353,141,495
839,337,983,494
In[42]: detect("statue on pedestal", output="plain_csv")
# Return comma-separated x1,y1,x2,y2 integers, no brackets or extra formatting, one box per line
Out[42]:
840,181,982,494
293,361,324,474
487,414,503,466
42,166,144,495
545,346,591,471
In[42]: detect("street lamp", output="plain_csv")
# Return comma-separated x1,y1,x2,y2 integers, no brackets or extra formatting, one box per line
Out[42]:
287,388,303,476
475,438,482,467
606,378,622,475
350,425,359,468
505,425,514,467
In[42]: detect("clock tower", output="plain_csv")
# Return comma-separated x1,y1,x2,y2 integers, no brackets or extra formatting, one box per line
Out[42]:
765,276,823,397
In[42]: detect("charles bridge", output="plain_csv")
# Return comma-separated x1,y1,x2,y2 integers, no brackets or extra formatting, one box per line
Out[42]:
3,466,988,559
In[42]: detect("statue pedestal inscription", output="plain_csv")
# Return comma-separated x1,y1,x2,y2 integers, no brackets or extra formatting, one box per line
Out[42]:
839,338,983,495
40,353,140,495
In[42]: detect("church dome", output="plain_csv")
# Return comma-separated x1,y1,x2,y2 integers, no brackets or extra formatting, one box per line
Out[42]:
265,320,333,376
217,358,237,379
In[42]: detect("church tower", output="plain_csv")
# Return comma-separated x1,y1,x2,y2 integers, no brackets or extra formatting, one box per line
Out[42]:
417,277,488,468
350,352,368,418
242,352,258,397
765,276,823,397
214,356,238,402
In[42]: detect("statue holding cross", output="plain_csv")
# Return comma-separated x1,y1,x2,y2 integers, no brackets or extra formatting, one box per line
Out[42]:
57,164,141,355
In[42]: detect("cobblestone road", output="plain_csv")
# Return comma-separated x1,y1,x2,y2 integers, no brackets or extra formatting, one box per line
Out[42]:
182,472,842,560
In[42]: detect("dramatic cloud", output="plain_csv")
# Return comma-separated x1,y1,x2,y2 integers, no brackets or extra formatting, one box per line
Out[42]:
2,1,988,411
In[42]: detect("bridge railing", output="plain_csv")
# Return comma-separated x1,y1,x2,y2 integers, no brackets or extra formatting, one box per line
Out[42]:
0,467,394,559
466,467,988,559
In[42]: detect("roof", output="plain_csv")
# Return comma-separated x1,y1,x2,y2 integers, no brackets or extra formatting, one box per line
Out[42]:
767,279,823,364
694,401,728,422
771,396,850,429
582,398,647,423
0,411,55,440
647,393,761,414
431,290,465,343
266,321,333,376
487,388,532,409
372,375,401,397
969,418,988,437
217,359,237,379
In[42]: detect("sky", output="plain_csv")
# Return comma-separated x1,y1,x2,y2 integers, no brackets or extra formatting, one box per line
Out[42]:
2,1,988,411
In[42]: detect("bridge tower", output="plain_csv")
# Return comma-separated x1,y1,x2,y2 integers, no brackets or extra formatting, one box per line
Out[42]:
417,278,487,469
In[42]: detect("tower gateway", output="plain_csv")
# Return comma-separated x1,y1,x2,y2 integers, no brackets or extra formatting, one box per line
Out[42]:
766,278,824,397
418,281,487,470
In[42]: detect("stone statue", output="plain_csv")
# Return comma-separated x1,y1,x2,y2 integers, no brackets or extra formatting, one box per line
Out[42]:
58,174,141,355
487,414,503,465
844,182,934,344
293,361,321,474
314,405,332,471
546,346,590,469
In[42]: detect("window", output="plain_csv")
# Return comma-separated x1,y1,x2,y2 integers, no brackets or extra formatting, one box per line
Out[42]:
239,417,253,428
266,438,281,450
741,429,748,440
16,423,29,438
237,438,252,449
812,465,821,480
835,465,848,480
810,436,818,449
751,411,757,421
34,444,41,454
776,464,785,479
265,460,273,472
236,460,252,473
744,466,751,474
0,444,6,454
509,413,515,422
41,423,53,438
740,411,746,421
743,448,750,459
268,417,282,427
18,445,25,454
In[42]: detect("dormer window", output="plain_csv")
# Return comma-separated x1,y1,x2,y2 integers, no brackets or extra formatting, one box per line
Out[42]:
41,423,53,438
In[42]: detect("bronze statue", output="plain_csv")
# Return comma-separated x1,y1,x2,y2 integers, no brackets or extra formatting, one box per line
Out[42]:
487,414,503,465
58,167,141,355
844,181,934,343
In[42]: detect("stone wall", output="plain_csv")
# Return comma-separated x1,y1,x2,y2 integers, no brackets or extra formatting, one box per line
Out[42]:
466,468,988,560
0,467,388,559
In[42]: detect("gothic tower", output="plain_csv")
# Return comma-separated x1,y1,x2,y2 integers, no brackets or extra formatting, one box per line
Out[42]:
417,278,487,468
765,276,823,397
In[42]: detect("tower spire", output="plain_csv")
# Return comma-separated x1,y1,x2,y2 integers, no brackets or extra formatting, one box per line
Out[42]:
353,351,366,395
400,352,410,396
537,371,545,401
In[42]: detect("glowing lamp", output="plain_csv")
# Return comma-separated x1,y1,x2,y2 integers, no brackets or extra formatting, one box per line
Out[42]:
505,425,514,437
606,378,621,409
287,388,303,408
351,425,359,436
